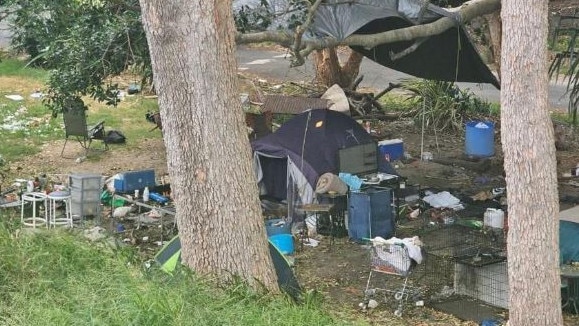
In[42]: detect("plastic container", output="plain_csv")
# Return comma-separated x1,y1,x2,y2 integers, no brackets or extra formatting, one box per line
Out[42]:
378,139,404,162
149,192,169,204
465,121,495,157
113,170,156,193
484,208,504,229
265,218,291,236
268,234,294,255
143,187,150,202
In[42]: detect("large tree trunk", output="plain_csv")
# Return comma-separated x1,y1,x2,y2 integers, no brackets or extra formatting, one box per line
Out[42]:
139,0,278,291
314,47,364,88
501,0,562,325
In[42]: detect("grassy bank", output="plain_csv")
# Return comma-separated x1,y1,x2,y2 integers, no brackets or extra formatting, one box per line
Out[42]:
0,221,352,326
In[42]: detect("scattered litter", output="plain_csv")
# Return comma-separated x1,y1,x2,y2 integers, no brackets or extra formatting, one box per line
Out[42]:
408,208,421,220
113,206,134,218
367,299,378,309
415,300,424,306
123,238,132,243
471,190,494,201
154,241,166,246
83,226,107,241
5,94,24,101
302,238,319,247
142,236,149,242
116,223,125,232
423,191,463,210
30,91,43,99
421,151,433,161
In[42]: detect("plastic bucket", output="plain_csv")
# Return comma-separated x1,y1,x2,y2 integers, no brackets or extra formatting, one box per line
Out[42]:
465,121,495,157
265,218,291,236
268,234,294,255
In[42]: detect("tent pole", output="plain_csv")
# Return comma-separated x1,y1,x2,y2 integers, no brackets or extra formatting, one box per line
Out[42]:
420,97,426,161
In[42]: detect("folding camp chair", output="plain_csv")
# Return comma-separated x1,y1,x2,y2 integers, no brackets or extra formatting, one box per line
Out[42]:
61,107,108,157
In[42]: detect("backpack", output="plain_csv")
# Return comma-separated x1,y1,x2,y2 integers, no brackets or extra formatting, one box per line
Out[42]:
104,130,126,144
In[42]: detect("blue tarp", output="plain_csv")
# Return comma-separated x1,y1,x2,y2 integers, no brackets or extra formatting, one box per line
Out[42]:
560,220,579,264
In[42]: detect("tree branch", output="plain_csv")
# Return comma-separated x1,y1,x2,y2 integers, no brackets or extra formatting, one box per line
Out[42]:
291,0,323,67
237,0,501,66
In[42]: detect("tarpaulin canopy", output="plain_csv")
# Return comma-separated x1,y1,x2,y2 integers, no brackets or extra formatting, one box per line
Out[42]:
309,0,500,88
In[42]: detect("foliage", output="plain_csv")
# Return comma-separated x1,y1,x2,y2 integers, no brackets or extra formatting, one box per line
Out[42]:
401,79,497,133
0,220,347,326
234,0,273,33
5,0,150,115
549,30,579,124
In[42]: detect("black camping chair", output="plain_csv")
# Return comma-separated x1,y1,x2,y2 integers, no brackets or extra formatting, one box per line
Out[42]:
61,107,108,157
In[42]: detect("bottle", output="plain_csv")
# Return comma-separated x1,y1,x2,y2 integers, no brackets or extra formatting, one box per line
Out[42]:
26,180,34,193
143,187,150,202
149,192,169,204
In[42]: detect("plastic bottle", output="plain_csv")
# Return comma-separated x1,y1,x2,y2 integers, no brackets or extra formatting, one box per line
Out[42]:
142,187,150,202
149,192,169,204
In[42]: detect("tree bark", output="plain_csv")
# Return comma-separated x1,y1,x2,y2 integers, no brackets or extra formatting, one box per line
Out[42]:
501,0,562,325
139,0,278,291
486,11,502,79
313,47,364,88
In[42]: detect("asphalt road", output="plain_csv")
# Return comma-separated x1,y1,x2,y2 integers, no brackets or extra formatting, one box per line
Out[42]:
0,16,570,111
236,45,571,111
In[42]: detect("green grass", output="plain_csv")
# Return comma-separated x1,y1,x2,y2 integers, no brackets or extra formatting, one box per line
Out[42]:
0,220,351,326
0,57,162,164
0,57,49,80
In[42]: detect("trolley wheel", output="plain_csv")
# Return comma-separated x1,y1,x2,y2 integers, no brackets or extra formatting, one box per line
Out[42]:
394,309,402,317
394,291,404,301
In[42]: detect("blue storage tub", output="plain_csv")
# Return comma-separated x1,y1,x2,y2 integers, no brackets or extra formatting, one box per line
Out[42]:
114,169,156,193
465,121,495,157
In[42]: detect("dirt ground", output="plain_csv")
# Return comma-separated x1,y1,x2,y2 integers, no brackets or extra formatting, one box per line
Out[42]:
3,114,579,325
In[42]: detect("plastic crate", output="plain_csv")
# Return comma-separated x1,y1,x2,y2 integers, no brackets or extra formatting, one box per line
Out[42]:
69,173,102,190
114,169,156,193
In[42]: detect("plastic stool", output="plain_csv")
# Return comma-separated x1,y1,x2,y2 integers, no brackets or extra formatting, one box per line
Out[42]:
21,192,48,228
47,192,73,228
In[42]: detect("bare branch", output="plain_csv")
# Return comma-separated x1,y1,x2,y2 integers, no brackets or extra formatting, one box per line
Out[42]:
389,38,427,61
291,0,324,66
237,0,501,66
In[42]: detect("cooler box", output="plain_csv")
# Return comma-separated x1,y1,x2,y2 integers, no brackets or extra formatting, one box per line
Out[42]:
348,187,395,242
114,169,156,193
378,139,404,162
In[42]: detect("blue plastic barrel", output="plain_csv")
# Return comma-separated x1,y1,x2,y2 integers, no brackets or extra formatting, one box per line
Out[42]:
465,121,495,157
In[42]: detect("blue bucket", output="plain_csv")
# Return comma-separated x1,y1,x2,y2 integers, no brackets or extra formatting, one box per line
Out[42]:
268,234,294,255
265,218,291,236
465,121,495,157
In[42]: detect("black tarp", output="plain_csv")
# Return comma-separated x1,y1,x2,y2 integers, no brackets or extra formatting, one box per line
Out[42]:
309,0,500,88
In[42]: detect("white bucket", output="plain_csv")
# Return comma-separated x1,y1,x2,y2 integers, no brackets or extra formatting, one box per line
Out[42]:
484,208,504,229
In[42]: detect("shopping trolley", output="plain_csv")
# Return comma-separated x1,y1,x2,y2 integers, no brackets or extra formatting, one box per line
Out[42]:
363,240,419,317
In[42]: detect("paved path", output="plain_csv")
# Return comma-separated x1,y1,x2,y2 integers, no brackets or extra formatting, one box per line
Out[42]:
236,45,571,110
0,16,571,111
